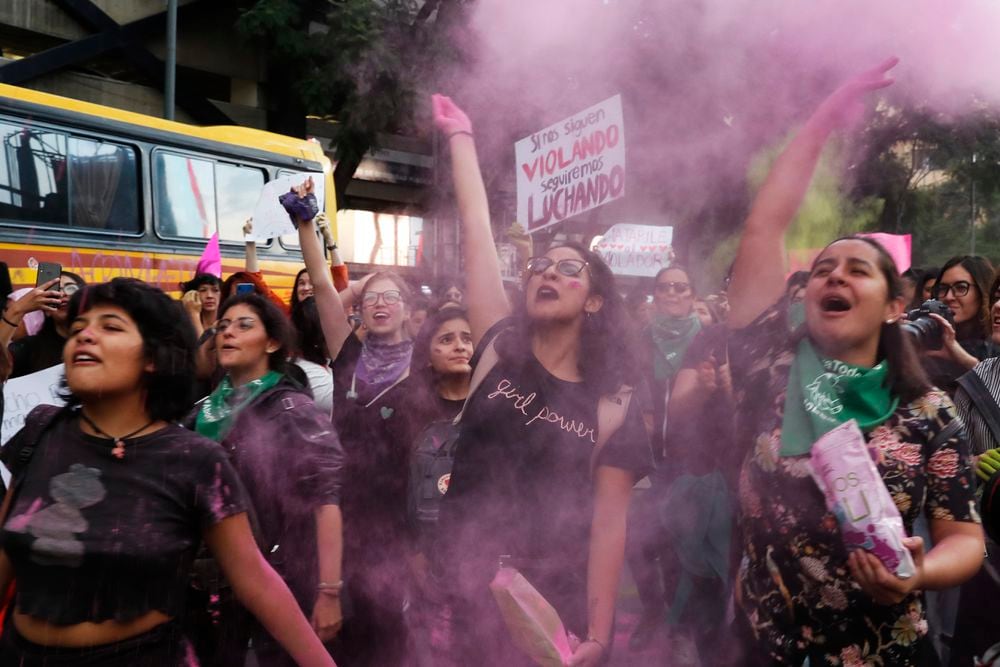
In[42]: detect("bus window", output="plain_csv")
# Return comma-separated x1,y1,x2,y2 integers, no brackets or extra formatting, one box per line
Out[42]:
0,121,139,232
68,137,139,232
216,162,264,242
154,152,217,239
0,122,68,227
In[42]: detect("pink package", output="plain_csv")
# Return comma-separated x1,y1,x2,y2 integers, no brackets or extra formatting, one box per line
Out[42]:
810,420,916,579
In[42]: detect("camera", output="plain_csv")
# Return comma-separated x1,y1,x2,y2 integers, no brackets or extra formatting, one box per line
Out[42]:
901,299,954,350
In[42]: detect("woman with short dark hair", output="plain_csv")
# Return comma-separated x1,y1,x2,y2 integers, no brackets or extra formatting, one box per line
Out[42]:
0,278,335,667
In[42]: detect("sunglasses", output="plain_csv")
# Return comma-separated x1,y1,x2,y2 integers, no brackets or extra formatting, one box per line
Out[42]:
362,290,403,307
934,281,973,299
524,257,589,277
62,283,81,296
216,316,257,332
655,281,691,295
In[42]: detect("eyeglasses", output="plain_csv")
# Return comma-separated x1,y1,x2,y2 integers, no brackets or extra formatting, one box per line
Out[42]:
216,316,257,332
362,290,402,307
62,283,80,296
524,257,589,277
934,281,973,298
655,281,691,295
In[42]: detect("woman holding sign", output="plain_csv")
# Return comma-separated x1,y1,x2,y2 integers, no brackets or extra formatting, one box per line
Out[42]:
726,59,983,665
430,94,652,667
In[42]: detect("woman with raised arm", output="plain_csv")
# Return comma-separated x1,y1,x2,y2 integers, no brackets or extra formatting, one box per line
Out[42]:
431,94,653,667
0,278,335,667
727,59,983,665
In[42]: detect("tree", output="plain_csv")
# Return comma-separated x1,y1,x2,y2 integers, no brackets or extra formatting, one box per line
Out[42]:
235,0,472,208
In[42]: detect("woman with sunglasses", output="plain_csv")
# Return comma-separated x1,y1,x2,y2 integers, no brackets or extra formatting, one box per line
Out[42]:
922,255,997,395
194,292,345,666
727,60,983,665
431,94,652,667
4,271,85,378
0,279,335,667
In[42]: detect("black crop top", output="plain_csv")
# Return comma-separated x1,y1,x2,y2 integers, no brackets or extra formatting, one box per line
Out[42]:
0,408,247,625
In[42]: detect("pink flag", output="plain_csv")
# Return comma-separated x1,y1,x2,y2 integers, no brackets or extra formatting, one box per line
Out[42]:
859,233,912,273
195,233,222,277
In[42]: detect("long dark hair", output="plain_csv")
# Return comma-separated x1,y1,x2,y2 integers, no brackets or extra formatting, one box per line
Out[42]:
814,236,930,403
291,296,329,365
937,255,994,341
290,267,310,312
63,278,197,421
500,241,639,395
411,306,472,373
217,293,295,375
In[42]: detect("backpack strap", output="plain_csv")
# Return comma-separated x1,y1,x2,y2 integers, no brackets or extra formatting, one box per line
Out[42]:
0,404,67,524
452,330,506,425
957,369,1000,448
590,384,634,477
363,368,411,409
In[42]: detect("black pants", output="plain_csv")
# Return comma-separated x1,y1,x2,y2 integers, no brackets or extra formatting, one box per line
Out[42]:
0,619,195,666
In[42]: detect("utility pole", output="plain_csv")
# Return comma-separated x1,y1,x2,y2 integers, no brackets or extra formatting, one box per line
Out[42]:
164,0,178,120
971,152,977,255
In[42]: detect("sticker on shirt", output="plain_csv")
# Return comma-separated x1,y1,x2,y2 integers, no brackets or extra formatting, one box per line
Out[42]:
487,378,596,443
7,463,107,568
437,473,451,495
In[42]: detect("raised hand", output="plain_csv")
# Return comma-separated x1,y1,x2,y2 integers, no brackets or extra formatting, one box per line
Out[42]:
431,94,473,136
811,57,898,132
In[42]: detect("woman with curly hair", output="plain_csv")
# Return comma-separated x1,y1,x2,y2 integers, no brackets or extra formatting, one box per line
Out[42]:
431,94,653,667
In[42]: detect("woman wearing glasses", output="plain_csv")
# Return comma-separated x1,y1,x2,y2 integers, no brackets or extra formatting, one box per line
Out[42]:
431,94,652,667
4,271,85,378
194,292,345,666
922,255,997,394
276,186,417,665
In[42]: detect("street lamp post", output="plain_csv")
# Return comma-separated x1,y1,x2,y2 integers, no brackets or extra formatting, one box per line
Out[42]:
165,0,178,120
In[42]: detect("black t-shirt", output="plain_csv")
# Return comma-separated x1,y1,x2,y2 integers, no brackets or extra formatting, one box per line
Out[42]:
0,408,246,625
441,322,652,631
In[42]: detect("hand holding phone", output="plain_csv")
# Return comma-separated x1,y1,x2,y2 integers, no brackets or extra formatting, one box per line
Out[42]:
236,283,255,295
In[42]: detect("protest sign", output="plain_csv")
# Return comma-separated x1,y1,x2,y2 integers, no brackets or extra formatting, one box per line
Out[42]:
248,173,326,241
515,95,626,235
858,233,912,273
2,364,66,485
594,224,673,277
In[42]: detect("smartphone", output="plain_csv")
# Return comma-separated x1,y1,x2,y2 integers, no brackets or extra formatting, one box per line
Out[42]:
235,282,255,295
36,262,62,289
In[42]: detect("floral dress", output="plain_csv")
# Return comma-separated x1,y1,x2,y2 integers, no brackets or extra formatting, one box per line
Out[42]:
730,301,981,665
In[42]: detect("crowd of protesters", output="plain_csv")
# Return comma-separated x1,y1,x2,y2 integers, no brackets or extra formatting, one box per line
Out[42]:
0,60,998,667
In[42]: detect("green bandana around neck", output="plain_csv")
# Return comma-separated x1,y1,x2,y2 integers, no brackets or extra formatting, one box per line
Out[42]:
650,313,702,382
779,338,898,457
196,370,283,442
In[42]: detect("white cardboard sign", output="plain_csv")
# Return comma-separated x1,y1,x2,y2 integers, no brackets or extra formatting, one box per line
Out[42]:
249,173,326,241
2,364,66,486
515,95,626,235
593,224,673,277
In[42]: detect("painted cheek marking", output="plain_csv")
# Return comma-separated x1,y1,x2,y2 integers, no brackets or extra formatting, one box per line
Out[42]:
569,280,583,290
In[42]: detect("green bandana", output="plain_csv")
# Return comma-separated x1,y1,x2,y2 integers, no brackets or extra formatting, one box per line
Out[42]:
196,371,283,442
650,313,702,382
779,338,898,457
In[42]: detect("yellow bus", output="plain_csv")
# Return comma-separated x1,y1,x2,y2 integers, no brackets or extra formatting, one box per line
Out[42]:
0,83,335,299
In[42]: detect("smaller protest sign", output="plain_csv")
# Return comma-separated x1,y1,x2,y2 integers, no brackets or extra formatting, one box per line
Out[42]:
249,173,326,241
858,233,912,273
593,224,673,277
2,364,66,485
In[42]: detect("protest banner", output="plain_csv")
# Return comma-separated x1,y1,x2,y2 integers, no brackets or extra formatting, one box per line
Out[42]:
515,95,626,235
594,223,673,277
858,233,912,273
2,364,66,485
248,173,327,241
